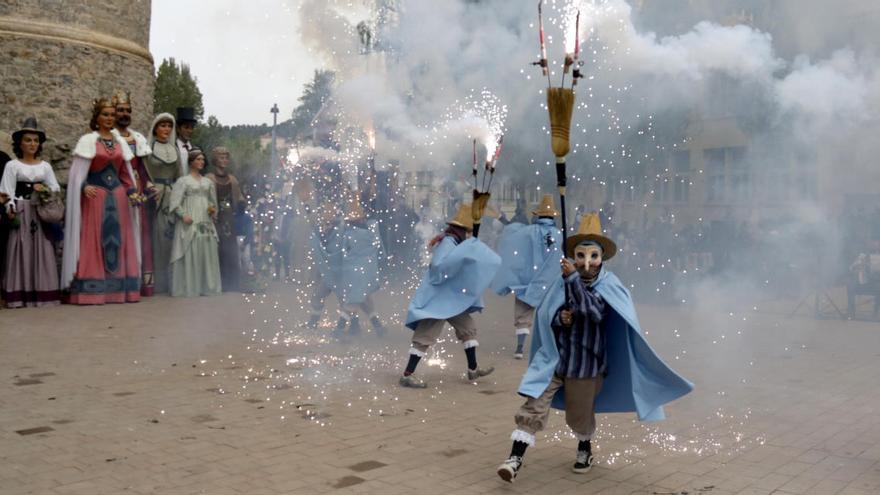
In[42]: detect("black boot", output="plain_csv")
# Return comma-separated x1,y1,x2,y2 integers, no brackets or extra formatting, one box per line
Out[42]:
370,315,387,337
572,440,593,474
332,317,347,339
348,315,361,336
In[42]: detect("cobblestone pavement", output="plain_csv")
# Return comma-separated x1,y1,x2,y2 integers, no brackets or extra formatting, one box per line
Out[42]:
2,283,880,495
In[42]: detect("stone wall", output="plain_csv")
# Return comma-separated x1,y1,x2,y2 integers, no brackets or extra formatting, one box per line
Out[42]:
0,0,153,182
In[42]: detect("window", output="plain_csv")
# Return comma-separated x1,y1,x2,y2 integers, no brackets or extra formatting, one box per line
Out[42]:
728,147,750,200
704,148,725,202
658,178,670,202
673,150,690,172
674,175,690,202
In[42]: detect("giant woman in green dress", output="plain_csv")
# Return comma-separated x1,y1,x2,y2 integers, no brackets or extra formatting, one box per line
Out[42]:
169,149,221,297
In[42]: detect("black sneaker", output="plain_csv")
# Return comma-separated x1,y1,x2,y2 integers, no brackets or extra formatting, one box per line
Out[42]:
467,366,495,381
497,455,522,483
370,316,387,337
399,375,427,388
572,441,593,474
348,315,362,336
332,317,346,339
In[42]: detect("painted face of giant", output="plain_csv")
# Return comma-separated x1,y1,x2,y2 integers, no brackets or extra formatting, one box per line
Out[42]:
115,104,132,128
20,132,41,159
97,106,116,132
178,122,195,141
214,153,230,170
154,121,173,142
574,243,603,279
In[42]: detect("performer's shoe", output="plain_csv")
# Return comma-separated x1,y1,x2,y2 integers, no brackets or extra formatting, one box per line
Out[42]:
399,375,427,389
306,314,320,330
496,456,522,483
467,366,495,381
332,317,347,339
513,347,524,359
348,315,362,336
370,316,387,337
572,441,593,474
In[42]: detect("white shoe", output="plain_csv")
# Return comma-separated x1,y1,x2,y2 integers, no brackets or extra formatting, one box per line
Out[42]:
497,456,522,483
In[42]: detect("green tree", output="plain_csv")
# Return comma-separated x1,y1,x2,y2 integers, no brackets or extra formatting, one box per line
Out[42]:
153,58,205,120
290,69,336,142
194,116,271,182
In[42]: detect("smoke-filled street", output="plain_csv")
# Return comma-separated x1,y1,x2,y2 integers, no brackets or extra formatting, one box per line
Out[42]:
2,286,879,494
2,0,880,493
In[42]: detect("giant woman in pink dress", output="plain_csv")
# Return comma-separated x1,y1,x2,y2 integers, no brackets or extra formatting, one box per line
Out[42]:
62,98,141,304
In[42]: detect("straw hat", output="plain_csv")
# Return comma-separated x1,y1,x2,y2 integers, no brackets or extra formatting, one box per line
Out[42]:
566,212,617,260
447,203,474,231
531,193,559,217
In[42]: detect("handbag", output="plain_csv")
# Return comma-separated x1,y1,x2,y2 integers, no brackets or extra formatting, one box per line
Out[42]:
34,191,65,224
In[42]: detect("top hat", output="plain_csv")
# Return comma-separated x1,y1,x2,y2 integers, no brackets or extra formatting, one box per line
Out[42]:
565,212,617,260
447,203,474,231
531,193,559,217
12,117,46,143
176,107,198,125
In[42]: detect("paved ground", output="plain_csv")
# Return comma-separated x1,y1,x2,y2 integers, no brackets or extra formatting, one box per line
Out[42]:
1,281,880,495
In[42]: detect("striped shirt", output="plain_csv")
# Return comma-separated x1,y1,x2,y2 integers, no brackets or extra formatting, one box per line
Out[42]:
553,273,608,378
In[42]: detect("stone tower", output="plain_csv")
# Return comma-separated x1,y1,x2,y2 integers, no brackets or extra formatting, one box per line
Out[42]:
0,0,154,179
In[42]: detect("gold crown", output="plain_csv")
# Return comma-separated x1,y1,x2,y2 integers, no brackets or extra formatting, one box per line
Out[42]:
93,96,114,112
111,90,132,107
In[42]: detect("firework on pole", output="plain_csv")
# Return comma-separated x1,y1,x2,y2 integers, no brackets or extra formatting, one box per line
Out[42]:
532,2,586,302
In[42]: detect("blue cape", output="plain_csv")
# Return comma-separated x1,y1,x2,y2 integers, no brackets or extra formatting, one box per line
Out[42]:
337,221,382,305
491,218,562,307
309,223,343,284
405,236,501,330
518,267,694,420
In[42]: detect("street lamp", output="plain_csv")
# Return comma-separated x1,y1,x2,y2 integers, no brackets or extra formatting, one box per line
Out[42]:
270,103,279,174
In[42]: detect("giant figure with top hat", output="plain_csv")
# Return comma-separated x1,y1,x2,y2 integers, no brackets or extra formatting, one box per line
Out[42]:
175,107,198,176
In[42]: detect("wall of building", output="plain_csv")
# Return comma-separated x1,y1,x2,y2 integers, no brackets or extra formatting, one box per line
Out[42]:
0,0,154,181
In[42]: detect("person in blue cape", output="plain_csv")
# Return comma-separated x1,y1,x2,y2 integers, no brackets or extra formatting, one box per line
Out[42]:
497,213,693,483
332,197,387,338
491,194,562,359
400,203,502,389
305,198,344,330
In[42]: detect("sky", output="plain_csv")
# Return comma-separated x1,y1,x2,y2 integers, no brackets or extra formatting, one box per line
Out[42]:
150,0,324,125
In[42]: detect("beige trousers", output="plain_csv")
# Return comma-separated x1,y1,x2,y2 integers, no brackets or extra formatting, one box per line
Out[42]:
514,373,604,440
514,298,535,333
411,313,478,353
